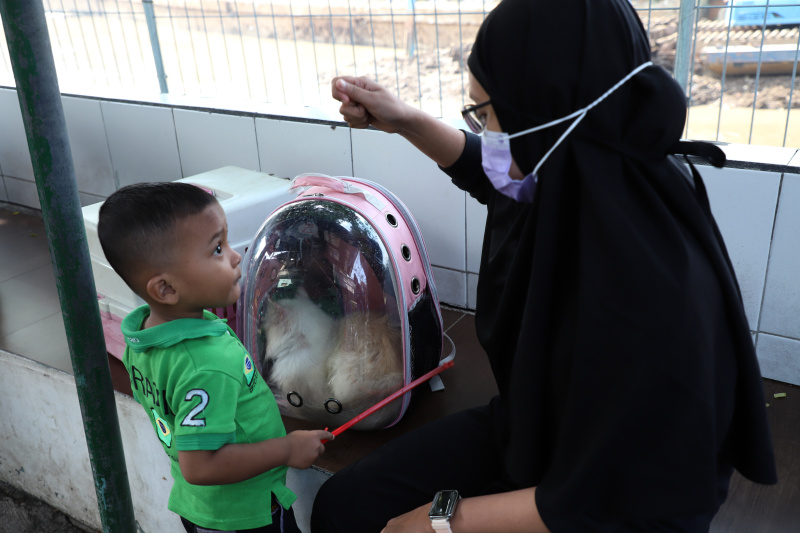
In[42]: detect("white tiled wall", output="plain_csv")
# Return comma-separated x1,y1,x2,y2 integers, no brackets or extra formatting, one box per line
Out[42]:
756,333,800,386
79,191,107,208
431,267,467,309
4,175,40,209
62,96,116,197
2,90,799,383
174,109,260,177
759,173,800,339
100,101,183,187
467,273,480,310
702,166,781,330
255,118,352,179
0,88,34,182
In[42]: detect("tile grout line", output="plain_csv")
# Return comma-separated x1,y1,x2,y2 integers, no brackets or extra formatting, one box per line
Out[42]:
443,310,467,334
754,172,785,351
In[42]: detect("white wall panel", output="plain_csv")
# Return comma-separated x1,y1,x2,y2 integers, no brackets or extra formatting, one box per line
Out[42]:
702,166,781,330
79,191,107,208
174,110,260,178
3,175,40,209
759,173,800,338
431,266,467,309
62,96,115,197
467,273,479,310
0,88,34,181
756,333,800,386
0,351,102,530
0,349,185,532
101,101,182,188
255,118,352,179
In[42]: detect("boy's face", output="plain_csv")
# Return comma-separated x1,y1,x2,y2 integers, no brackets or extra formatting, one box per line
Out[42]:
168,202,242,312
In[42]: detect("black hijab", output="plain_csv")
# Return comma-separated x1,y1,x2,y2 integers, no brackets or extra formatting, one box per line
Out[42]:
465,0,776,524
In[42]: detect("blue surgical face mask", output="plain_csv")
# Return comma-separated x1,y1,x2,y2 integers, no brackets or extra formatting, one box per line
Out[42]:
480,61,653,203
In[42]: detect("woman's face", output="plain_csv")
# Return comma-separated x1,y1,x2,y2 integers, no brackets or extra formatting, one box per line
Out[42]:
469,72,524,180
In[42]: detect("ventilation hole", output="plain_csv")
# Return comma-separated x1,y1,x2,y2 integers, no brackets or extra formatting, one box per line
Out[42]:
325,398,343,414
411,277,421,295
386,213,398,227
287,391,303,407
401,244,412,262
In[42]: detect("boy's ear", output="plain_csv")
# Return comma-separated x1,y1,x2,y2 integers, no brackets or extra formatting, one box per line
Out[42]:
146,274,179,305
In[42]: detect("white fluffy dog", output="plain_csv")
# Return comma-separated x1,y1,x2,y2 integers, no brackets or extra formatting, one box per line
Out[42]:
261,286,404,429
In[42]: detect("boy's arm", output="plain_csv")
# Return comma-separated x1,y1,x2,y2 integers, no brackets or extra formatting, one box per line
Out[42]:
179,429,332,486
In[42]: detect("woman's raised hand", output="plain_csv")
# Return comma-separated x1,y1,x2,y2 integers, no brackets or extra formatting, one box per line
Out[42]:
331,75,466,168
331,76,415,134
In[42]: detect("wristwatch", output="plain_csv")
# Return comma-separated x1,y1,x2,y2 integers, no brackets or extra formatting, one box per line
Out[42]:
429,489,460,532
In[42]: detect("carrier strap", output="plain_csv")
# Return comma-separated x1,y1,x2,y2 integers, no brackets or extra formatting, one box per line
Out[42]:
429,333,457,392
291,173,386,210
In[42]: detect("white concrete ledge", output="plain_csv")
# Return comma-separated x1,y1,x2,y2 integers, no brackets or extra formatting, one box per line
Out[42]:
0,349,326,532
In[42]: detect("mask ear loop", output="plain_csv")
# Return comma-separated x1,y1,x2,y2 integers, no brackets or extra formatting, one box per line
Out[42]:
507,61,654,178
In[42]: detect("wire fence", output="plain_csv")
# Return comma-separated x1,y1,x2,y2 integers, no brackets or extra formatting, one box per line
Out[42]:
0,0,798,147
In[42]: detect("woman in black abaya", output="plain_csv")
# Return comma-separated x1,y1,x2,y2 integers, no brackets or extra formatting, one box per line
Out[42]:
312,0,777,531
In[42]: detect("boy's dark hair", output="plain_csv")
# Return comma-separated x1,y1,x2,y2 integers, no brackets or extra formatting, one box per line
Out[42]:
98,182,218,293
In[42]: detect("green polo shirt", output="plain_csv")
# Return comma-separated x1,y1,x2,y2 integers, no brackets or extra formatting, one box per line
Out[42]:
122,305,295,530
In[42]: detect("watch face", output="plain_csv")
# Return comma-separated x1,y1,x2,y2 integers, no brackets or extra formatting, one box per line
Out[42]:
429,490,459,519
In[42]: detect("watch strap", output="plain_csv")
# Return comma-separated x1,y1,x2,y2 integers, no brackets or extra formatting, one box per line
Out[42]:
431,517,453,533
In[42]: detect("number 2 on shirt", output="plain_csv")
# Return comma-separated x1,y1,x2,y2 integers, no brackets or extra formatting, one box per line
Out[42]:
182,389,209,427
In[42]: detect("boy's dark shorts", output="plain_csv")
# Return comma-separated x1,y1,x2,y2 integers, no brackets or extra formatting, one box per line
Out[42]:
180,496,300,533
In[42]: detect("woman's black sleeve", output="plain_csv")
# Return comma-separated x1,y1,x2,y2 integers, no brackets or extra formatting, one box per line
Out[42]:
438,131,493,205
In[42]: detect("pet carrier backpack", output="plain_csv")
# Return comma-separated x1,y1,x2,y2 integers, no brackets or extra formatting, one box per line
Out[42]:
238,173,453,431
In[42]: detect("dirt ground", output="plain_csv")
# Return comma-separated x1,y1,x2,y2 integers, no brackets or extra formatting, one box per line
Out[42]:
0,481,97,533
161,2,798,113
350,38,798,114
645,17,800,109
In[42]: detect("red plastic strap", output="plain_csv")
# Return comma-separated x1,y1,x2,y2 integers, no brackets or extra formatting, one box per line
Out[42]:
321,360,455,443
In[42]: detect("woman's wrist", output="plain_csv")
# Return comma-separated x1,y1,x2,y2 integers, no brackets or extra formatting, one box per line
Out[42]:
396,104,433,138
446,488,549,533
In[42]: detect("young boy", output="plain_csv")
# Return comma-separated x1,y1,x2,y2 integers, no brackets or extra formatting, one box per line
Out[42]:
98,182,332,533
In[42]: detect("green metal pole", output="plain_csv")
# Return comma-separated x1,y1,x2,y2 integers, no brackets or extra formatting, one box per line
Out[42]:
0,1,136,532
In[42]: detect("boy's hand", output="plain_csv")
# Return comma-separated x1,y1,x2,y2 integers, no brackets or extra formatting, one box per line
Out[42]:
285,430,333,469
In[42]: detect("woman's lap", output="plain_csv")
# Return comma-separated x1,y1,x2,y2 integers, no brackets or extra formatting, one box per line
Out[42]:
310,399,507,533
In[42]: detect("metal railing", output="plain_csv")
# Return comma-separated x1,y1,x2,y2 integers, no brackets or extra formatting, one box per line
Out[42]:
0,0,797,147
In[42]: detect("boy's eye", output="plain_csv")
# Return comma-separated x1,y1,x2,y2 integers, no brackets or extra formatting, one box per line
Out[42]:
214,244,222,255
